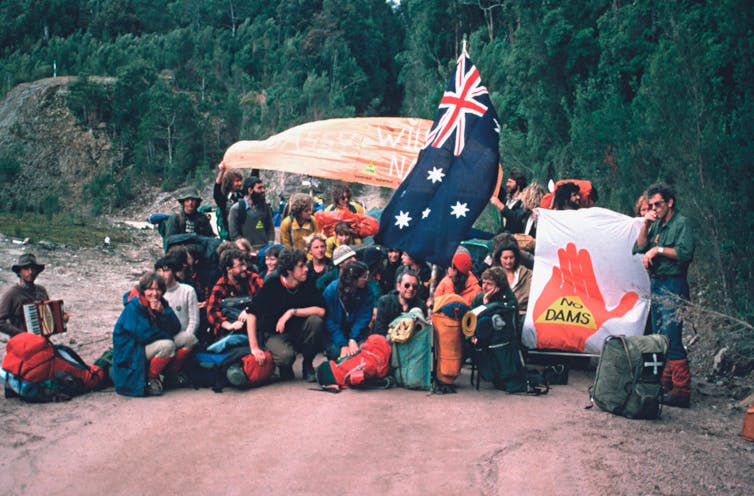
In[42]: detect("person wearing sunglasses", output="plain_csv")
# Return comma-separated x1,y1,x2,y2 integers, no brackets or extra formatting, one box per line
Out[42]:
633,183,695,408
373,269,426,336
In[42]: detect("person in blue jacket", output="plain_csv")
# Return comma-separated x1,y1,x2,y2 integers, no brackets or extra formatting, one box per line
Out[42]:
323,261,374,360
112,271,181,397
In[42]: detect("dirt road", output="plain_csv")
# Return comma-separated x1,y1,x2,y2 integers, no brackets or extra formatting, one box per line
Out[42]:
0,232,752,495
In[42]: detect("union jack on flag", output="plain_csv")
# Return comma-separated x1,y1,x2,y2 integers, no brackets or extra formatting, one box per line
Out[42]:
376,49,500,267
424,50,490,156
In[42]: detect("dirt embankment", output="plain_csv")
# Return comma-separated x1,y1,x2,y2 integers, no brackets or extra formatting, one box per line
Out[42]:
0,227,752,495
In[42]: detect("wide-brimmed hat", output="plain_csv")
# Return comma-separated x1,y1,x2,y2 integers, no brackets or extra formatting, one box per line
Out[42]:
175,187,203,204
12,253,45,274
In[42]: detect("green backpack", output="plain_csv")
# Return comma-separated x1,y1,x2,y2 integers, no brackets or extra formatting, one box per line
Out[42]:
590,334,669,419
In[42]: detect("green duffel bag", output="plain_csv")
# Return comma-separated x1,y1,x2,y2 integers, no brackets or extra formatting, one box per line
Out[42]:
389,310,432,391
590,334,669,419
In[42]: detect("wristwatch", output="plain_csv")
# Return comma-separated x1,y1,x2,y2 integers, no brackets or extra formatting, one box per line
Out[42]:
658,247,665,254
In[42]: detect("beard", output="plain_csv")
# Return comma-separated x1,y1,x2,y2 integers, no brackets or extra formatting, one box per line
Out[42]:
250,191,266,207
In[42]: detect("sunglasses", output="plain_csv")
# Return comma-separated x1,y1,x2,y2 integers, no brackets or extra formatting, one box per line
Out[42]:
649,200,665,209
402,283,419,290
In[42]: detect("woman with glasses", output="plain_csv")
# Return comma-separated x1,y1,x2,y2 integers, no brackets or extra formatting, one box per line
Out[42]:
322,261,374,359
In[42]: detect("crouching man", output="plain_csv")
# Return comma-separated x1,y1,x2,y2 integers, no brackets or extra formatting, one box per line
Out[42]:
246,248,325,382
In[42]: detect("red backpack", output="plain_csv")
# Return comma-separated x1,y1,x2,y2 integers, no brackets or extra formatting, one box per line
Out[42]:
2,333,105,402
316,334,392,391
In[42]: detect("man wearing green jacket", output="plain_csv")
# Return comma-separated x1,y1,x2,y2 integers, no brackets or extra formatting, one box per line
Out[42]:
633,183,695,408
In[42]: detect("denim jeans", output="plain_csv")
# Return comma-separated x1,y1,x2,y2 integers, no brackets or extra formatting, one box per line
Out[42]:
650,277,689,360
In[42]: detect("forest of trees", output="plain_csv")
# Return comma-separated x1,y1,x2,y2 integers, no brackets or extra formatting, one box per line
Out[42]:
1,0,752,323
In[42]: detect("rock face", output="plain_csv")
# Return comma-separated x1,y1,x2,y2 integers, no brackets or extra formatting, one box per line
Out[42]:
0,77,115,212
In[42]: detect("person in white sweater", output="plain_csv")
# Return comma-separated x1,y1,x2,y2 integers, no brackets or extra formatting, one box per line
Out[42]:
155,256,199,349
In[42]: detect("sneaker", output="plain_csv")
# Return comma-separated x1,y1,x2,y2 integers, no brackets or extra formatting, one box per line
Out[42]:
278,365,295,381
302,361,316,383
146,376,164,396
226,363,249,387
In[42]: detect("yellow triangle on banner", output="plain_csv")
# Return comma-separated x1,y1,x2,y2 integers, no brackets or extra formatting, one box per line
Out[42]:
534,295,597,330
362,162,377,176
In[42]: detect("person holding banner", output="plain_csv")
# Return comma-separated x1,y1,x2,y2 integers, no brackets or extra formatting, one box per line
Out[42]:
633,183,695,408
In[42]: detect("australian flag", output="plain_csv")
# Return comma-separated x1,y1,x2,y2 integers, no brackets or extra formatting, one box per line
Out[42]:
376,50,500,267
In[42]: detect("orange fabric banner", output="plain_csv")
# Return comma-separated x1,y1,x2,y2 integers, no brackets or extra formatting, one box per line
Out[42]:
222,117,433,188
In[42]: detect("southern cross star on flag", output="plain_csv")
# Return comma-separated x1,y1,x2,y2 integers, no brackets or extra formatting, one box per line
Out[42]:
376,49,500,267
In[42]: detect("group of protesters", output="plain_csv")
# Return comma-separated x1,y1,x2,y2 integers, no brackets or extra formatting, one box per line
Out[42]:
0,162,694,407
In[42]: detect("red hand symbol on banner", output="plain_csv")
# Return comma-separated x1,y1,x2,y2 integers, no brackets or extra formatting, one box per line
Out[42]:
533,243,639,351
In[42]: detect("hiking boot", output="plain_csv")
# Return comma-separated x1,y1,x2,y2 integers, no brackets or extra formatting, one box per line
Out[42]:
278,365,295,381
661,393,690,408
226,363,249,387
146,376,164,396
302,361,316,383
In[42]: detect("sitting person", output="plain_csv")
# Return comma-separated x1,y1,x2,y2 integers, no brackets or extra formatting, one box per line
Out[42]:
325,221,357,258
379,247,403,295
206,249,264,341
260,244,283,281
373,269,426,335
112,272,182,397
0,253,69,337
399,251,432,302
280,193,318,250
433,252,481,305
305,233,332,289
493,241,532,326
155,257,200,357
316,244,357,293
245,248,326,382
323,261,374,360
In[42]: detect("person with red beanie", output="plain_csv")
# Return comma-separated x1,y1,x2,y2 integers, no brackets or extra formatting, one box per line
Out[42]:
112,271,182,397
433,251,481,305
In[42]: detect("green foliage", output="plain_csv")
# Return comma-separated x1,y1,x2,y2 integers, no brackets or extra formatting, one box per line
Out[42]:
0,212,132,248
0,0,752,327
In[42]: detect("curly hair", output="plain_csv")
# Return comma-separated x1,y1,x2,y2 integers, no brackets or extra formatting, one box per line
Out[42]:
493,242,521,270
480,266,508,290
219,249,246,273
331,183,353,205
287,193,311,218
338,261,369,308
519,181,547,211
305,232,327,252
277,248,308,277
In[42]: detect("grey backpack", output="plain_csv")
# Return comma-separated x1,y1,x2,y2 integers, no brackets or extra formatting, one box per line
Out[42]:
590,334,669,419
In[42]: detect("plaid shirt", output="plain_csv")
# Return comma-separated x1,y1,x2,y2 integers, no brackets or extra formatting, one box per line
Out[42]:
207,272,263,336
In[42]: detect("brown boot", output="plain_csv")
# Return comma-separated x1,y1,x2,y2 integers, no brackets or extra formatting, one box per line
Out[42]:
662,358,691,408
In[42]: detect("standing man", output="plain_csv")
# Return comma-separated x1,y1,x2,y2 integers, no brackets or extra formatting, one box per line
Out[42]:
0,253,66,337
491,168,528,233
633,183,695,408
245,248,326,382
163,187,215,249
213,162,245,240
228,176,275,250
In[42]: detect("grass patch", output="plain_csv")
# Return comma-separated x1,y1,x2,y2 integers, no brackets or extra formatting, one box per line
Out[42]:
0,212,134,248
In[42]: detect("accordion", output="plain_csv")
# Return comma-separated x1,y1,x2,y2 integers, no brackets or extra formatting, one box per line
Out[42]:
23,300,67,336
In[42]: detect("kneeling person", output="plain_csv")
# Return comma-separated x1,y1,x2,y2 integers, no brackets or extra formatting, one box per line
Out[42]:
246,248,325,382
